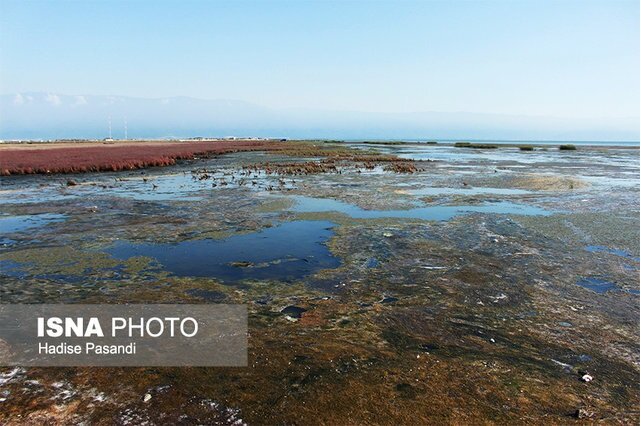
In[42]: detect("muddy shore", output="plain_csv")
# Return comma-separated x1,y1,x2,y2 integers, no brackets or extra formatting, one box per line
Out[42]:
0,141,639,424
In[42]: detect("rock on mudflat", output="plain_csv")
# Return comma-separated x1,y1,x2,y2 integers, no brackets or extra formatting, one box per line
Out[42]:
281,306,307,319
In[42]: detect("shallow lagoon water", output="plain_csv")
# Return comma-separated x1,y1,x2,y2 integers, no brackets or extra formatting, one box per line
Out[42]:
106,220,340,282
406,186,530,196
0,167,293,205
585,245,640,261
0,188,78,205
359,143,640,168
110,174,207,201
291,195,550,220
0,213,66,234
576,277,639,295
576,277,619,294
0,175,202,204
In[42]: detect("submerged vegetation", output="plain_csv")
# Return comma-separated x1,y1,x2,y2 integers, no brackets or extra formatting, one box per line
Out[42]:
559,144,577,150
361,141,408,145
453,142,499,149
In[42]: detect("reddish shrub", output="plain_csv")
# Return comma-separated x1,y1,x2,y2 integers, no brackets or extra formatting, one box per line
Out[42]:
0,140,285,176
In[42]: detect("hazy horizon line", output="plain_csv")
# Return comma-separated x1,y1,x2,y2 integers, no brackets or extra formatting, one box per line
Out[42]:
3,91,638,121
2,136,638,144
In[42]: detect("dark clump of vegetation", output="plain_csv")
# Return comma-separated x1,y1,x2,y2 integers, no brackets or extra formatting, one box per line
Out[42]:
243,140,420,175
362,141,407,145
454,142,498,149
559,144,577,151
384,161,418,173
243,160,339,175
519,145,534,151
273,142,357,158
351,154,401,162
360,140,436,146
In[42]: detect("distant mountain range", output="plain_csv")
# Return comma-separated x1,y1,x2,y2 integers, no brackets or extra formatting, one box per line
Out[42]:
1,92,638,141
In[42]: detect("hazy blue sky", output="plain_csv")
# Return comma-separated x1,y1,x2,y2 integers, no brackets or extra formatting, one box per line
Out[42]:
0,0,638,121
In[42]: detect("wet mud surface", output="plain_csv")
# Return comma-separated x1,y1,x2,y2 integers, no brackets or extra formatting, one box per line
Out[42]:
0,142,639,424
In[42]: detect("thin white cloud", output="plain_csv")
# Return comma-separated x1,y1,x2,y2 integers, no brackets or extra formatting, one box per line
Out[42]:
74,95,87,106
45,93,62,106
13,93,24,105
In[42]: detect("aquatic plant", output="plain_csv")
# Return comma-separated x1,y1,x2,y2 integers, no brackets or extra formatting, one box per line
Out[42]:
559,144,577,150
362,141,408,145
454,142,498,149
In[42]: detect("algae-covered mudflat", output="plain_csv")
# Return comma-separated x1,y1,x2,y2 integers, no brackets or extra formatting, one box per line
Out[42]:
0,140,639,424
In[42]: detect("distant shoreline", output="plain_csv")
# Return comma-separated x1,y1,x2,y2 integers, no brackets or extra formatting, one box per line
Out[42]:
342,139,641,147
1,138,638,149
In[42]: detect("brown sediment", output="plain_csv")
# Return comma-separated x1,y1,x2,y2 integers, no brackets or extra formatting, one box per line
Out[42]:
509,174,589,191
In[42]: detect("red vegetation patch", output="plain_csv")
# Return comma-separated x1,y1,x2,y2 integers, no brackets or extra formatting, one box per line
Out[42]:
0,140,285,175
